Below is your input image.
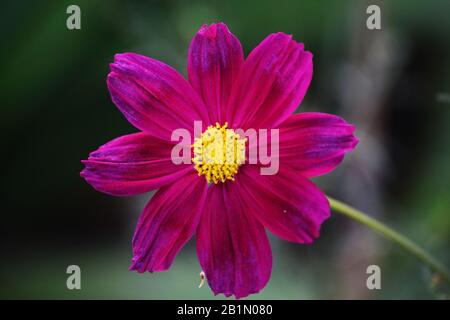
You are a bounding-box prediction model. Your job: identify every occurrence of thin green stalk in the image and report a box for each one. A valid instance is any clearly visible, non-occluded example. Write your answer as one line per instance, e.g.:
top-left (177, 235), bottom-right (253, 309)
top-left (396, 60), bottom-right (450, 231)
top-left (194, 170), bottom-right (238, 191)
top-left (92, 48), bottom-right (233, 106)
top-left (327, 196), bottom-right (450, 284)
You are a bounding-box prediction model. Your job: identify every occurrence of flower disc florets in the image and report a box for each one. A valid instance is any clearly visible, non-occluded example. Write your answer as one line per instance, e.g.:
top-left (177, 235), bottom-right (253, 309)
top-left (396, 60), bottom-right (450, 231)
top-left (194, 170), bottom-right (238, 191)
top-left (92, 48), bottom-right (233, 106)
top-left (192, 122), bottom-right (246, 184)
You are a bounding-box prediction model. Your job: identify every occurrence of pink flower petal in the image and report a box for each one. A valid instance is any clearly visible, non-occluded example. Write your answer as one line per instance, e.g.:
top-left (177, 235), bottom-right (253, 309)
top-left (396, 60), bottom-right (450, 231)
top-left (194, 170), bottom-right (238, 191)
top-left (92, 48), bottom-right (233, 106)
top-left (235, 165), bottom-right (330, 244)
top-left (279, 112), bottom-right (359, 177)
top-left (81, 132), bottom-right (192, 196)
top-left (226, 33), bottom-right (313, 129)
top-left (188, 23), bottom-right (244, 123)
top-left (108, 53), bottom-right (210, 140)
top-left (130, 171), bottom-right (207, 273)
top-left (196, 183), bottom-right (272, 299)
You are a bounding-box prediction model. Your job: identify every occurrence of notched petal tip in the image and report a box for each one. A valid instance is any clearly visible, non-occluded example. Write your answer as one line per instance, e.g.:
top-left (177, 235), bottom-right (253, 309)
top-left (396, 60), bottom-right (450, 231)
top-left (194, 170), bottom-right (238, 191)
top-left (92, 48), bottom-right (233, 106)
top-left (199, 23), bottom-right (218, 38)
top-left (188, 21), bottom-right (243, 123)
top-left (79, 167), bottom-right (87, 178)
top-left (211, 284), bottom-right (267, 299)
top-left (110, 53), bottom-right (134, 70)
top-left (302, 48), bottom-right (314, 61)
top-left (129, 262), bottom-right (152, 274)
top-left (342, 122), bottom-right (360, 150)
top-left (112, 52), bottom-right (139, 63)
top-left (272, 31), bottom-right (292, 39)
top-left (129, 258), bottom-right (167, 274)
top-left (197, 22), bottom-right (230, 39)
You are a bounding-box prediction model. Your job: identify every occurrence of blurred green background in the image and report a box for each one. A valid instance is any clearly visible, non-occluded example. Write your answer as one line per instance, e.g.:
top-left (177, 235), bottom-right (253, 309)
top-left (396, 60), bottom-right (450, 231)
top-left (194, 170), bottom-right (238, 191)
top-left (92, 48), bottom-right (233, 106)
top-left (1, 0), bottom-right (449, 299)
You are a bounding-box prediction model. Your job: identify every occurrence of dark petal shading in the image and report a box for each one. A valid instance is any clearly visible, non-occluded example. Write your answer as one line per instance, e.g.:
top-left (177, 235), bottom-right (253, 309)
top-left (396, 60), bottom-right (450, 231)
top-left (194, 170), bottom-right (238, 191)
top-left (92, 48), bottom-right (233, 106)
top-left (130, 171), bottom-right (207, 272)
top-left (81, 132), bottom-right (193, 196)
top-left (279, 112), bottom-right (359, 177)
top-left (227, 33), bottom-right (313, 129)
top-left (108, 53), bottom-right (209, 140)
top-left (235, 165), bottom-right (330, 244)
top-left (196, 183), bottom-right (272, 299)
top-left (188, 23), bottom-right (244, 123)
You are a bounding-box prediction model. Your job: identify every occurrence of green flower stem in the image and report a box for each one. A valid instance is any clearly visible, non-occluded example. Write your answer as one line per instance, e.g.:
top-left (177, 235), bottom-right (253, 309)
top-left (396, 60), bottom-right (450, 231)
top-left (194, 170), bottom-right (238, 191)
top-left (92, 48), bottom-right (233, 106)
top-left (327, 196), bottom-right (450, 284)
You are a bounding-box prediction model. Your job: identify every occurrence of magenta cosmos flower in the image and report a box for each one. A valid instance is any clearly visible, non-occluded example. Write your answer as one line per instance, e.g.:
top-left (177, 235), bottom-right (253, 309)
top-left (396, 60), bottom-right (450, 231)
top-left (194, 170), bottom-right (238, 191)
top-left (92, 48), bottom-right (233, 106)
top-left (81, 22), bottom-right (358, 298)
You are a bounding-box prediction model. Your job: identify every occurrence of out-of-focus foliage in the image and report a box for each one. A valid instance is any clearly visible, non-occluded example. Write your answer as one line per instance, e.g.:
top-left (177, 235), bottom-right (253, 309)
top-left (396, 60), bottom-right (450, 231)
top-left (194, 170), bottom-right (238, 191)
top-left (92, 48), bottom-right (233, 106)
top-left (1, 0), bottom-right (449, 299)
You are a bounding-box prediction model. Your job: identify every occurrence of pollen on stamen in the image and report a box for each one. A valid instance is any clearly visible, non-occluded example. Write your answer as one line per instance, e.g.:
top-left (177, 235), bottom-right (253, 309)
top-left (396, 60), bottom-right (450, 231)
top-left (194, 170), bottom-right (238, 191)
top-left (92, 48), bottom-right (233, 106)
top-left (192, 122), bottom-right (246, 184)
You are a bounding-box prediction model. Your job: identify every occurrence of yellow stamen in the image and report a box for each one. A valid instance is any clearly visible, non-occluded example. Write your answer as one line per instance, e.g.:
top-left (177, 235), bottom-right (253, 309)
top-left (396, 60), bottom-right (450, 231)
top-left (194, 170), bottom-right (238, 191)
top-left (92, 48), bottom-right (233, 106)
top-left (192, 122), bottom-right (246, 184)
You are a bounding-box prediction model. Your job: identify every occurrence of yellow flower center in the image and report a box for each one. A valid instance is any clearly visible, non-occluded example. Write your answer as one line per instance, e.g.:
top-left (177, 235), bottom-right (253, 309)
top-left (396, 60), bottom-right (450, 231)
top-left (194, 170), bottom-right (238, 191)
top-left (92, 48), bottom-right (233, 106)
top-left (192, 122), bottom-right (246, 184)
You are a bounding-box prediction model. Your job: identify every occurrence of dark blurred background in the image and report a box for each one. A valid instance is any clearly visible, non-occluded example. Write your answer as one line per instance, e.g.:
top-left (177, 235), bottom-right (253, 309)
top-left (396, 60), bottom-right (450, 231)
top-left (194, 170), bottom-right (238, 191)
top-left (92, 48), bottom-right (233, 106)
top-left (1, 0), bottom-right (449, 299)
